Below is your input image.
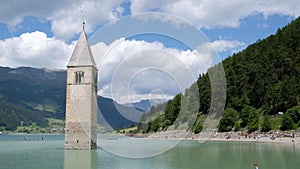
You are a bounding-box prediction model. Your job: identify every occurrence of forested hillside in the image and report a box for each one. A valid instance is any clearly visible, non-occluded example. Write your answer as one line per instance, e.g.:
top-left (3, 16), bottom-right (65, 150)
top-left (0, 67), bottom-right (66, 131)
top-left (139, 17), bottom-right (300, 133)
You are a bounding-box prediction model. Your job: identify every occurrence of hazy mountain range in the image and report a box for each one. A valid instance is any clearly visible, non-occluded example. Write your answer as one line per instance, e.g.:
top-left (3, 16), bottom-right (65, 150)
top-left (123, 99), bottom-right (168, 111)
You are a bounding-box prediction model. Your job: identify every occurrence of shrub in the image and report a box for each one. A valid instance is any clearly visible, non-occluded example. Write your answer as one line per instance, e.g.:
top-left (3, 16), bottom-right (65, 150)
top-left (280, 113), bottom-right (295, 131)
top-left (192, 121), bottom-right (203, 134)
top-left (218, 108), bottom-right (239, 132)
top-left (261, 115), bottom-right (272, 132)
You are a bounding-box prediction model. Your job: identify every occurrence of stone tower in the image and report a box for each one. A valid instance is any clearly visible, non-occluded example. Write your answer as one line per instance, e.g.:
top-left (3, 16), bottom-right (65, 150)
top-left (65, 29), bottom-right (98, 150)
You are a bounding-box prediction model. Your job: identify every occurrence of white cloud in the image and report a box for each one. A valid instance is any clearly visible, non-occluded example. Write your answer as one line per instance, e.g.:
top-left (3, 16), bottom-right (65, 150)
top-left (49, 0), bottom-right (124, 40)
top-left (0, 0), bottom-right (124, 40)
top-left (1, 0), bottom-right (299, 40)
top-left (257, 0), bottom-right (300, 17)
top-left (0, 30), bottom-right (241, 103)
top-left (130, 0), bottom-right (300, 29)
top-left (0, 31), bottom-right (74, 69)
top-left (211, 40), bottom-right (245, 53)
top-left (0, 0), bottom-right (62, 29)
top-left (91, 38), bottom-right (241, 103)
top-left (91, 38), bottom-right (203, 103)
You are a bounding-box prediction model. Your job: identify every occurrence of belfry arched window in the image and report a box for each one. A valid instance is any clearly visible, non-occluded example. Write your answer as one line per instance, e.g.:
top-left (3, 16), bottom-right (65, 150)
top-left (75, 71), bottom-right (84, 84)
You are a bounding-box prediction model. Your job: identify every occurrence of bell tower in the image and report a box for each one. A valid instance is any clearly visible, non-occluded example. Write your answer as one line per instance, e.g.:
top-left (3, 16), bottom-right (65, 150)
top-left (65, 28), bottom-right (98, 150)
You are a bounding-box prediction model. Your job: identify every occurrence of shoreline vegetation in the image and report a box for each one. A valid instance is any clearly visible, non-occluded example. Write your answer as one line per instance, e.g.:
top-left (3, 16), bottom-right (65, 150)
top-left (0, 118), bottom-right (65, 134)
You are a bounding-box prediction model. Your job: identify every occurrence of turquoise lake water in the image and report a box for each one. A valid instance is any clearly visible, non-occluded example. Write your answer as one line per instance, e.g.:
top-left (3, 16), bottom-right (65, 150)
top-left (0, 134), bottom-right (299, 169)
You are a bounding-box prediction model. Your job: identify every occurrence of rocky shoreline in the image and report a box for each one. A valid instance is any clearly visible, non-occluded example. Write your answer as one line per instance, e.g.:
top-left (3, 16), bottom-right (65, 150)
top-left (129, 130), bottom-right (300, 144)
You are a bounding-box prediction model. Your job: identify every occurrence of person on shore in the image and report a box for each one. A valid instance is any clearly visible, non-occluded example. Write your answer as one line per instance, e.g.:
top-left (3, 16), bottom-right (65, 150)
top-left (270, 135), bottom-right (275, 140)
top-left (253, 163), bottom-right (259, 169)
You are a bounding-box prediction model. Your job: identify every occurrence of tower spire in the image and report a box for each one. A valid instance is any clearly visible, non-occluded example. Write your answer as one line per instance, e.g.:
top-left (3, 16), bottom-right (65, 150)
top-left (67, 22), bottom-right (97, 69)
top-left (81, 10), bottom-right (85, 30)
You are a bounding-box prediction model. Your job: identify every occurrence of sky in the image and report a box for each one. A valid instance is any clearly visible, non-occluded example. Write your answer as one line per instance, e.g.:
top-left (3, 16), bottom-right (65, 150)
top-left (0, 0), bottom-right (299, 104)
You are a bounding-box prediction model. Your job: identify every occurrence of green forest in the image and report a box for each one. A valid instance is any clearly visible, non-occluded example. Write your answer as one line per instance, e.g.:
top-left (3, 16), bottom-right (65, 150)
top-left (0, 67), bottom-right (66, 132)
top-left (139, 17), bottom-right (300, 134)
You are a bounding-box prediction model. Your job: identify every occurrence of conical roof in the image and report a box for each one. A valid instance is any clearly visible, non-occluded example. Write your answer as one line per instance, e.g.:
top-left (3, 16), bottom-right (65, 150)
top-left (67, 30), bottom-right (97, 68)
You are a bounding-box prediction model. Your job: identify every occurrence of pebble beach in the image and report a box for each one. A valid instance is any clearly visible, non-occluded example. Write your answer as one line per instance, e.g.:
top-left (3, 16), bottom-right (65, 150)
top-left (132, 130), bottom-right (300, 144)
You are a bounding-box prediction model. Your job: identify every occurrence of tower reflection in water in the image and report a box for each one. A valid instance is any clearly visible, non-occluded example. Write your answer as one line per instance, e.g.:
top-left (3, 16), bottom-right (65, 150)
top-left (64, 150), bottom-right (97, 169)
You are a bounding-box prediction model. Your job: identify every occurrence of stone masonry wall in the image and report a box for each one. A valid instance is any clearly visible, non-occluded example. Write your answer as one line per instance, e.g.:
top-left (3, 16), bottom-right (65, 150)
top-left (65, 66), bottom-right (97, 150)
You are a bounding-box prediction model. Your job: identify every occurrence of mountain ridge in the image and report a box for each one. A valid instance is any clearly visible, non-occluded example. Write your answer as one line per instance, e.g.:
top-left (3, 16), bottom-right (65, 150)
top-left (124, 99), bottom-right (168, 111)
top-left (0, 66), bottom-right (143, 131)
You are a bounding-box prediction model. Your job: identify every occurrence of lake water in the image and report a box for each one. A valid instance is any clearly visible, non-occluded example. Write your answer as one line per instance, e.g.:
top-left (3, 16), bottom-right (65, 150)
top-left (0, 134), bottom-right (299, 169)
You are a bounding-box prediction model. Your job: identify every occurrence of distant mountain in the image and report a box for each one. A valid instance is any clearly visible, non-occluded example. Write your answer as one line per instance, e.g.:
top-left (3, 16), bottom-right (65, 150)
top-left (124, 100), bottom-right (151, 111)
top-left (98, 96), bottom-right (143, 130)
top-left (124, 99), bottom-right (168, 111)
top-left (0, 66), bottom-right (143, 131)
